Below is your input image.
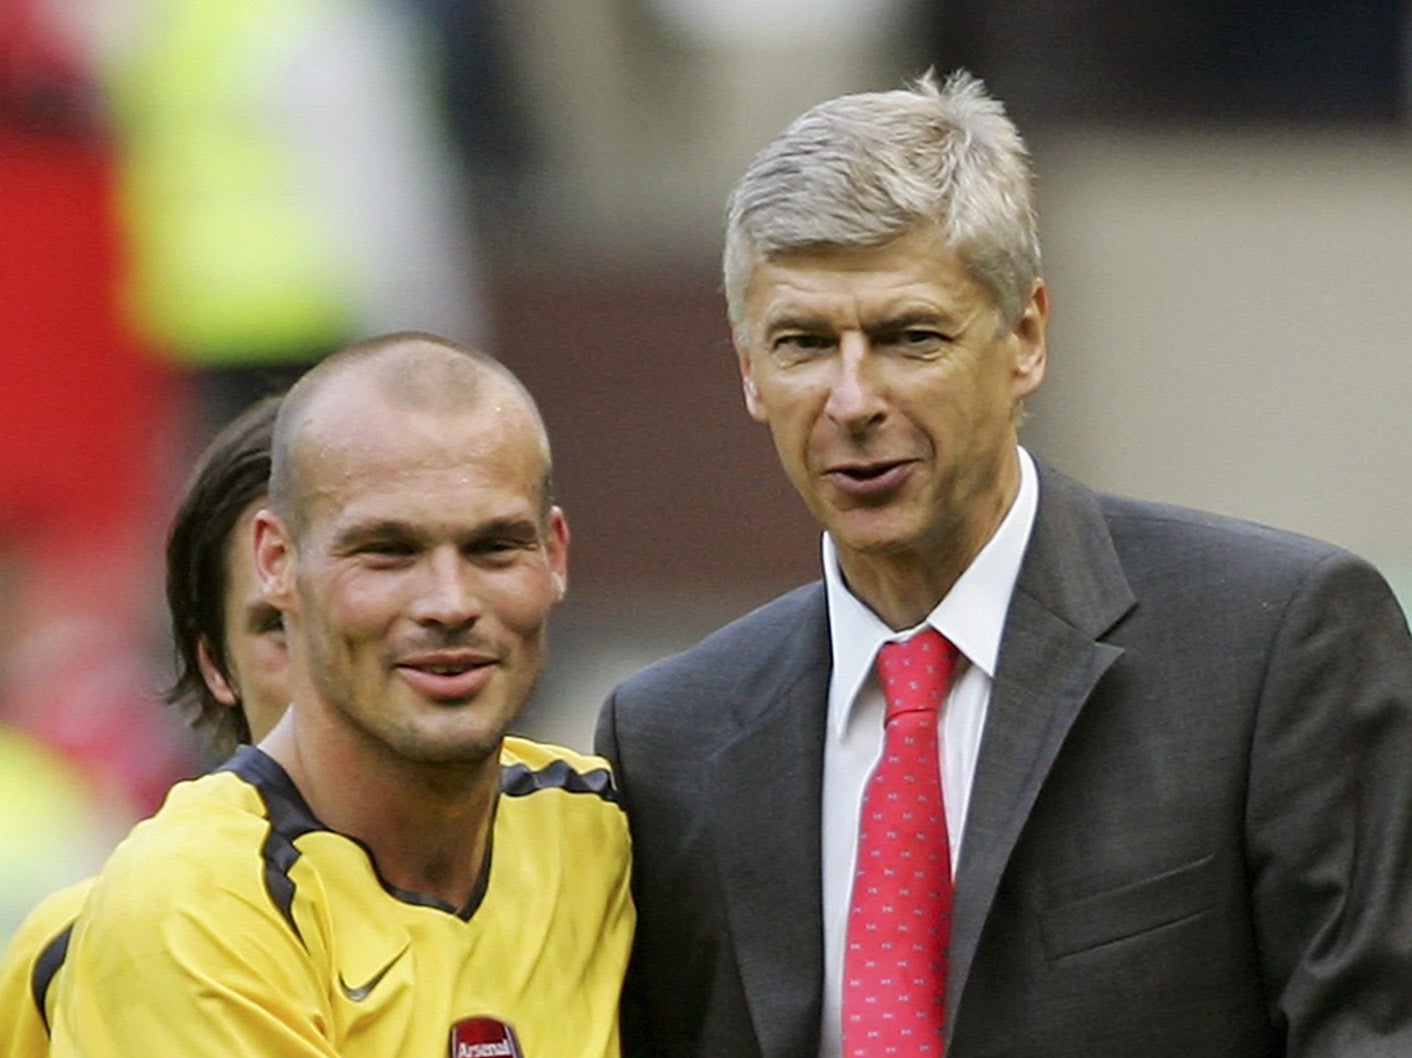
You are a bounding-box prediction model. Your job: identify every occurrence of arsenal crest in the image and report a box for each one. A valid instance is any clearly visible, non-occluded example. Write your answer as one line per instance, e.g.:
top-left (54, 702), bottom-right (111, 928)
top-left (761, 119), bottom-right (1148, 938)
top-left (449, 1016), bottom-right (523, 1058)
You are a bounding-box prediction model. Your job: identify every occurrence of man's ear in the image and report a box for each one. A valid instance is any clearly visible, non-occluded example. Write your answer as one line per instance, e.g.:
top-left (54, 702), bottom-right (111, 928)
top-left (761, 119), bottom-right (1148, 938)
top-left (546, 506), bottom-right (570, 601)
top-left (196, 638), bottom-right (239, 707)
top-left (253, 509), bottom-right (296, 610)
top-left (734, 328), bottom-right (768, 422)
top-left (1009, 279), bottom-right (1050, 400)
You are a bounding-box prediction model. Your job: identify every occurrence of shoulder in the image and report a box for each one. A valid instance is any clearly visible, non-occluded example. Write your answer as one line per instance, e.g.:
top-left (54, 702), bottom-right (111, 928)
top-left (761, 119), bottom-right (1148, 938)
top-left (69, 768), bottom-right (294, 975)
top-left (0, 878), bottom-right (92, 1049)
top-left (1099, 490), bottom-right (1341, 560)
top-left (1013, 462), bottom-right (1411, 665)
top-left (495, 738), bottom-right (630, 871)
top-left (49, 763), bottom-right (357, 1054)
top-left (1, 878), bottom-right (91, 971)
top-left (499, 736), bottom-right (620, 804)
top-left (96, 769), bottom-right (269, 883)
top-left (609, 582), bottom-right (826, 708)
top-left (1039, 469), bottom-right (1412, 675)
top-left (1095, 490), bottom-right (1398, 611)
top-left (1038, 461), bottom-right (1378, 596)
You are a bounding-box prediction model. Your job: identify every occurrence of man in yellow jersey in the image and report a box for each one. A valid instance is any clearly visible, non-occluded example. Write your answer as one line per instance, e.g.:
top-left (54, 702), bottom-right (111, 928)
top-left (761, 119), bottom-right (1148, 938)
top-left (51, 334), bottom-right (633, 1058)
top-left (0, 393), bottom-right (291, 1058)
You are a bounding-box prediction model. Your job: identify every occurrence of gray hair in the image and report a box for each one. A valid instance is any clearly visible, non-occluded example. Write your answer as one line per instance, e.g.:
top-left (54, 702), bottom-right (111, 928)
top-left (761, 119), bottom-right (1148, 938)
top-left (723, 69), bottom-right (1040, 328)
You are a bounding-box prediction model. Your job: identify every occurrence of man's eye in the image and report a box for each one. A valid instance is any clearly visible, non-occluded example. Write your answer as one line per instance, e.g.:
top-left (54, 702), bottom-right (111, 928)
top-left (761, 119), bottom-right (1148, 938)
top-left (471, 538), bottom-right (531, 559)
top-left (887, 328), bottom-right (949, 355)
top-left (369, 540), bottom-right (411, 554)
top-left (360, 541), bottom-right (415, 563)
top-left (772, 334), bottom-right (831, 362)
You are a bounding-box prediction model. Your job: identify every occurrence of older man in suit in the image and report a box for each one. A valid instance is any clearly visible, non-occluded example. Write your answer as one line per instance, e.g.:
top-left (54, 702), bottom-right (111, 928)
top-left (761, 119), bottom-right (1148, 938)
top-left (596, 70), bottom-right (1412, 1057)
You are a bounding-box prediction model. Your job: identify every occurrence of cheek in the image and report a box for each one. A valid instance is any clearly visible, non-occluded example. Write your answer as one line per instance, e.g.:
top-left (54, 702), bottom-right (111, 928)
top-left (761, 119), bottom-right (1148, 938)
top-left (761, 401), bottom-right (823, 466)
top-left (241, 650), bottom-right (288, 710)
top-left (754, 373), bottom-right (822, 424)
top-left (255, 635), bottom-right (290, 679)
top-left (915, 367), bottom-right (993, 434)
top-left (488, 573), bottom-right (559, 638)
top-left (303, 570), bottom-right (392, 638)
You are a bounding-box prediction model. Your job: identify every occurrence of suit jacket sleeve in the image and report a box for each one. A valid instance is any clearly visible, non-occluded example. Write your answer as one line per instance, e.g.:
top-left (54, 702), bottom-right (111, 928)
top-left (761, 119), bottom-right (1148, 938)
top-left (1244, 549), bottom-right (1412, 1054)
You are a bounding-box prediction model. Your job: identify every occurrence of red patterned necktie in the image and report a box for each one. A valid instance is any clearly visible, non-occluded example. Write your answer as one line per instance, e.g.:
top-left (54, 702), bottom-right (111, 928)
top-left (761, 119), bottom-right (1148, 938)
top-left (843, 628), bottom-right (959, 1057)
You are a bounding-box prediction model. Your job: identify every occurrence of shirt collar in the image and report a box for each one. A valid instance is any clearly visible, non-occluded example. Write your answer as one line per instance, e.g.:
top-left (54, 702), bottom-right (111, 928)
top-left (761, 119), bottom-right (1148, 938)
top-left (824, 446), bottom-right (1040, 731)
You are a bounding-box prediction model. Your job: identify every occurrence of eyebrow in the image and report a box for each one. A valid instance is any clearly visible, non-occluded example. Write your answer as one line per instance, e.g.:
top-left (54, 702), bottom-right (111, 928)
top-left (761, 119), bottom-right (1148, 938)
top-left (330, 519), bottom-right (424, 553)
top-left (763, 308), bottom-right (964, 338)
top-left (465, 517), bottom-right (543, 546)
top-left (866, 310), bottom-right (964, 335)
top-left (331, 516), bottom-right (543, 553)
top-left (761, 313), bottom-right (830, 336)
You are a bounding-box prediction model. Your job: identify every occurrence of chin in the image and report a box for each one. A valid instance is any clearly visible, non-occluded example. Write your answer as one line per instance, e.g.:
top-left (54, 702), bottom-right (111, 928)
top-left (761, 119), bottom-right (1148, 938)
top-left (391, 722), bottom-right (507, 768)
top-left (831, 523), bottom-right (921, 557)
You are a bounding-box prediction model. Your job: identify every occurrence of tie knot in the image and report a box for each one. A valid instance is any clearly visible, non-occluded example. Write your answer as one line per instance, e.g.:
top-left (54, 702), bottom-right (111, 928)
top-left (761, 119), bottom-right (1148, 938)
top-left (875, 628), bottom-right (957, 722)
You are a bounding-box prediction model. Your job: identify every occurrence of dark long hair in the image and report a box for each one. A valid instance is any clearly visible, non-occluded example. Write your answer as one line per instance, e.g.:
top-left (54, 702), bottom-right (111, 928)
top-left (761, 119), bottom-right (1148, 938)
top-left (163, 395), bottom-right (280, 755)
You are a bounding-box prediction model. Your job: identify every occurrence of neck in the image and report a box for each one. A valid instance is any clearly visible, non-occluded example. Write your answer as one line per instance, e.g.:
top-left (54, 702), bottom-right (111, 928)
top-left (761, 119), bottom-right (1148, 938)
top-left (837, 454), bottom-right (1022, 631)
top-left (838, 547), bottom-right (970, 631)
top-left (261, 711), bottom-right (501, 908)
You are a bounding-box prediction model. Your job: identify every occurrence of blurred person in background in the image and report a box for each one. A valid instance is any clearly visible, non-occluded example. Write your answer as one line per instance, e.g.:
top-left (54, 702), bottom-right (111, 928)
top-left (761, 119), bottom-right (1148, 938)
top-left (0, 0), bottom-right (201, 832)
top-left (0, 732), bottom-right (114, 976)
top-left (920, 0), bottom-right (1407, 128)
top-left (597, 71), bottom-right (1412, 1056)
top-left (97, 0), bottom-right (487, 437)
top-left (395, 0), bottom-right (535, 203)
top-left (50, 336), bottom-right (632, 1057)
top-left (0, 394), bottom-right (291, 1056)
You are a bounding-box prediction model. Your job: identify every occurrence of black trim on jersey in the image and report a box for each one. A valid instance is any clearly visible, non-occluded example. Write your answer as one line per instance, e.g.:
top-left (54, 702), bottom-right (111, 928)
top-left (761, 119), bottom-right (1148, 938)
top-left (221, 746), bottom-right (494, 923)
top-left (31, 922), bottom-right (72, 1034)
top-left (212, 748), bottom-right (615, 930)
top-left (358, 757), bottom-right (619, 920)
top-left (500, 759), bottom-right (619, 803)
top-left (221, 746), bottom-right (327, 946)
top-left (379, 828), bottom-right (494, 923)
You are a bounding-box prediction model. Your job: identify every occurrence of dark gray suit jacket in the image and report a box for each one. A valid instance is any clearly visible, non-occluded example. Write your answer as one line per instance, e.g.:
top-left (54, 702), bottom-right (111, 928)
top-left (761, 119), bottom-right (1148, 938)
top-left (595, 462), bottom-right (1412, 1057)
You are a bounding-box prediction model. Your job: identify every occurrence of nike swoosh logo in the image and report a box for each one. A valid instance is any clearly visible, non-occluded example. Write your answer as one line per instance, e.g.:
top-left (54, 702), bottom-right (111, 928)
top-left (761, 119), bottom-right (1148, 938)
top-left (338, 948), bottom-right (407, 1003)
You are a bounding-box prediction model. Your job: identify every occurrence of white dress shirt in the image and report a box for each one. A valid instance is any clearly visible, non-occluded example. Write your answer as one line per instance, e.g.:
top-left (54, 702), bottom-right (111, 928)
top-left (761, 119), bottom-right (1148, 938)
top-left (817, 447), bottom-right (1039, 1058)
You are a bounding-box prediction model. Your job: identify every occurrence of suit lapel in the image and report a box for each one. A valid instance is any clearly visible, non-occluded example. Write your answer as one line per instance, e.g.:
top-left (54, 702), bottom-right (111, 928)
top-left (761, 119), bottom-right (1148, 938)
top-left (696, 466), bottom-right (1136, 1045)
top-left (709, 587), bottom-right (831, 1058)
top-left (947, 464), bottom-right (1136, 1027)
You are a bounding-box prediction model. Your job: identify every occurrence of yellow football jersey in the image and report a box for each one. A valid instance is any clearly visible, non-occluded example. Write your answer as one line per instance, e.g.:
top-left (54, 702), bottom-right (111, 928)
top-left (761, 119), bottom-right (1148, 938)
top-left (0, 878), bottom-right (90, 1058)
top-left (50, 739), bottom-right (633, 1057)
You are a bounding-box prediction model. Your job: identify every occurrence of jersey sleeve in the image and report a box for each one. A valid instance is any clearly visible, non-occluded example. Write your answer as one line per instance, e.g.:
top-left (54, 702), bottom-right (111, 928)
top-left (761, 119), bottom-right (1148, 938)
top-left (0, 879), bottom-right (91, 1058)
top-left (47, 828), bottom-right (336, 1057)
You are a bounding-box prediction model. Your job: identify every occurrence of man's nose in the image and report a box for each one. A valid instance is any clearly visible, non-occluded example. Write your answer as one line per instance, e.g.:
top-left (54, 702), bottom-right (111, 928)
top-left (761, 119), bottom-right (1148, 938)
top-left (409, 548), bottom-right (479, 627)
top-left (824, 335), bottom-right (887, 432)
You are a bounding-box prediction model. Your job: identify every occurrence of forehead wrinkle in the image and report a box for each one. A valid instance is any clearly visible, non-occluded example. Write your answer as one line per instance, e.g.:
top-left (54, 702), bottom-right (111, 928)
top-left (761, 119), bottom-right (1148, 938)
top-left (746, 232), bottom-right (997, 346)
top-left (756, 286), bottom-right (971, 338)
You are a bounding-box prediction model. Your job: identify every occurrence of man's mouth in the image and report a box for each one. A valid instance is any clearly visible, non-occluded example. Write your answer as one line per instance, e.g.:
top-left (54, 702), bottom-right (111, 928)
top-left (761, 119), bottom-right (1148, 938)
top-left (838, 461), bottom-right (904, 480)
top-left (415, 661), bottom-right (474, 676)
top-left (825, 459), bottom-right (914, 497)
top-left (395, 651), bottom-right (496, 701)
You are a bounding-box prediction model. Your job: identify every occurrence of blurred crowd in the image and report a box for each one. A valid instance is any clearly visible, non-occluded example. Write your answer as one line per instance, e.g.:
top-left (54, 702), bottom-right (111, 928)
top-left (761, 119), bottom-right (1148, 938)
top-left (1, 0), bottom-right (1406, 943)
top-left (0, 0), bottom-right (503, 939)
